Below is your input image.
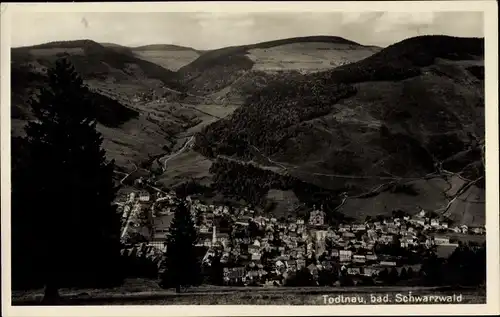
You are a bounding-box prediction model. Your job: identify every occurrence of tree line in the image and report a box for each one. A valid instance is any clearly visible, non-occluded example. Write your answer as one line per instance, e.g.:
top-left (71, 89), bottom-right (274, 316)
top-left (209, 158), bottom-right (349, 224)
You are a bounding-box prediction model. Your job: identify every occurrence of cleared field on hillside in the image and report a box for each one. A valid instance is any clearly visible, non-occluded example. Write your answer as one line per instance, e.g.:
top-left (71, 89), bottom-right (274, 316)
top-left (98, 116), bottom-right (172, 169)
top-left (177, 104), bottom-right (239, 137)
top-left (246, 43), bottom-right (380, 72)
top-left (158, 149), bottom-right (213, 187)
top-left (133, 49), bottom-right (200, 71)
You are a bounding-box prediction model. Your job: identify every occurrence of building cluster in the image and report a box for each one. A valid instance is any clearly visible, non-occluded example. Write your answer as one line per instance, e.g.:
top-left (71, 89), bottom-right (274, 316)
top-left (115, 189), bottom-right (486, 286)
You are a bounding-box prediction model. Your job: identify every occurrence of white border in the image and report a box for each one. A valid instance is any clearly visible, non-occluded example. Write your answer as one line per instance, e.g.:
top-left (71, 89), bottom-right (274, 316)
top-left (1, 1), bottom-right (499, 316)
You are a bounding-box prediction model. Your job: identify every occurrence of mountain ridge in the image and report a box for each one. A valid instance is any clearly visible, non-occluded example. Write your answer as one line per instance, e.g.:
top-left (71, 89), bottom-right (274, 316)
top-left (194, 35), bottom-right (485, 225)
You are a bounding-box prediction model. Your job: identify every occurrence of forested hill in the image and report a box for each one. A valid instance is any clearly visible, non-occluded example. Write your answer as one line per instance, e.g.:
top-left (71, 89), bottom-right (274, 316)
top-left (195, 35), bottom-right (485, 225)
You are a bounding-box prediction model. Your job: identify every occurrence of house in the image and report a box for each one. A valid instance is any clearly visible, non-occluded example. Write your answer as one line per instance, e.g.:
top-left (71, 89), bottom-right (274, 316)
top-left (339, 250), bottom-right (352, 262)
top-left (199, 225), bottom-right (209, 234)
top-left (285, 260), bottom-right (297, 272)
top-left (430, 219), bottom-right (440, 227)
top-left (365, 253), bottom-right (378, 261)
top-left (248, 244), bottom-right (260, 255)
top-left (387, 226), bottom-right (399, 234)
top-left (343, 232), bottom-right (356, 239)
top-left (251, 253), bottom-right (262, 261)
top-left (296, 259), bottom-right (306, 270)
top-left (309, 209), bottom-right (325, 226)
top-left (418, 209), bottom-right (426, 218)
top-left (352, 255), bottom-right (366, 263)
top-left (352, 224), bottom-right (366, 232)
top-left (199, 238), bottom-right (212, 247)
top-left (347, 267), bottom-right (361, 275)
top-left (223, 267), bottom-right (246, 284)
top-left (410, 218), bottom-right (426, 226)
top-left (379, 235), bottom-right (393, 244)
top-left (460, 225), bottom-right (469, 234)
top-left (425, 238), bottom-right (433, 248)
top-left (364, 266), bottom-right (383, 277)
top-left (472, 227), bottom-right (485, 235)
top-left (380, 261), bottom-right (397, 266)
top-left (216, 233), bottom-right (230, 247)
top-left (400, 237), bottom-right (416, 248)
top-left (433, 236), bottom-right (450, 245)
top-left (307, 263), bottom-right (319, 276)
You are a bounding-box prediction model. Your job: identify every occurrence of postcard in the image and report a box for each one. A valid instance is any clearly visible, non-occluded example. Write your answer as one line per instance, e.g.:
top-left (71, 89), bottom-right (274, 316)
top-left (1, 1), bottom-right (498, 316)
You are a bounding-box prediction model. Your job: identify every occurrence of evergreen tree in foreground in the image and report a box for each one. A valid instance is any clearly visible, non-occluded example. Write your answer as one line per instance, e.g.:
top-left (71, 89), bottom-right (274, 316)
top-left (159, 202), bottom-right (201, 292)
top-left (11, 59), bottom-right (123, 303)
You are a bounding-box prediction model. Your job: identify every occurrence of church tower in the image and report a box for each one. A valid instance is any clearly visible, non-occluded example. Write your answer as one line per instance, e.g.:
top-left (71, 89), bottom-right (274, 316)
top-left (212, 224), bottom-right (217, 246)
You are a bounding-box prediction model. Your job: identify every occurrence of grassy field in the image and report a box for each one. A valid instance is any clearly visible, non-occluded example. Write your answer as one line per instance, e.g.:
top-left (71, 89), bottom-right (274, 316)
top-left (158, 149), bottom-right (213, 187)
top-left (12, 279), bottom-right (485, 305)
top-left (430, 232), bottom-right (486, 244)
top-left (132, 49), bottom-right (200, 71)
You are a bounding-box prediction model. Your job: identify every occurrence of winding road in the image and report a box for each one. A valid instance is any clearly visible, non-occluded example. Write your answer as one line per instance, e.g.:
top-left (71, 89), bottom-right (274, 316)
top-left (159, 136), bottom-right (195, 171)
top-left (119, 162), bottom-right (138, 185)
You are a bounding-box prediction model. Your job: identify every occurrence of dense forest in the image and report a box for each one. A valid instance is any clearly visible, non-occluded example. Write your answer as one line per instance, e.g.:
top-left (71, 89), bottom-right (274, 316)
top-left (194, 36), bottom-right (484, 163)
top-left (195, 80), bottom-right (357, 159)
top-left (209, 158), bottom-right (351, 223)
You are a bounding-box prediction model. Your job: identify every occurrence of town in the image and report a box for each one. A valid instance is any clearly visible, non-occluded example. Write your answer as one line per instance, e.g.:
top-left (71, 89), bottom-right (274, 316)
top-left (116, 186), bottom-right (486, 287)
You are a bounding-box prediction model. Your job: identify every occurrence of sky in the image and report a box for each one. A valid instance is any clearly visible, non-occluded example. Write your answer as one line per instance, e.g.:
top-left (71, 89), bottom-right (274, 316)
top-left (11, 11), bottom-right (484, 49)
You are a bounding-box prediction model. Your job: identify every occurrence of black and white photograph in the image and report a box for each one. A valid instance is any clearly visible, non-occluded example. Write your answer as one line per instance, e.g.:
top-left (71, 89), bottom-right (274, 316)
top-left (1, 1), bottom-right (499, 315)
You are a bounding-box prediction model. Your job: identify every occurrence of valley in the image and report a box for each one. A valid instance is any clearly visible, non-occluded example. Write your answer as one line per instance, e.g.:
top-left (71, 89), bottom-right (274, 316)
top-left (11, 35), bottom-right (485, 227)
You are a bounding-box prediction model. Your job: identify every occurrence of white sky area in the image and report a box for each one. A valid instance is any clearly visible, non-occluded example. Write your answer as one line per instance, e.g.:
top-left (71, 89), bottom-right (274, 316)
top-left (12, 11), bottom-right (484, 49)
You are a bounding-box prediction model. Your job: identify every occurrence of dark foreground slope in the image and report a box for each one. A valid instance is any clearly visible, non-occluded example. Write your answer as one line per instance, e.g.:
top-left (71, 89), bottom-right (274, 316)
top-left (196, 36), bottom-right (485, 225)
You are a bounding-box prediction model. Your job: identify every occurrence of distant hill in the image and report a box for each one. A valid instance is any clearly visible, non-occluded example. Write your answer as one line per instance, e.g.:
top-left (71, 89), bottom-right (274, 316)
top-left (11, 40), bottom-right (184, 94)
top-left (131, 44), bottom-right (201, 72)
top-left (133, 44), bottom-right (200, 53)
top-left (195, 35), bottom-right (485, 225)
top-left (178, 36), bottom-right (381, 95)
top-left (10, 40), bottom-right (205, 169)
top-left (100, 42), bottom-right (137, 56)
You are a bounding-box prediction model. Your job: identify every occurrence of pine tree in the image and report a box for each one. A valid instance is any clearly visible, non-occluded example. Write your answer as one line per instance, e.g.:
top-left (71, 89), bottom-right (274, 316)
top-left (209, 250), bottom-right (224, 286)
top-left (159, 201), bottom-right (201, 292)
top-left (12, 58), bottom-right (123, 303)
